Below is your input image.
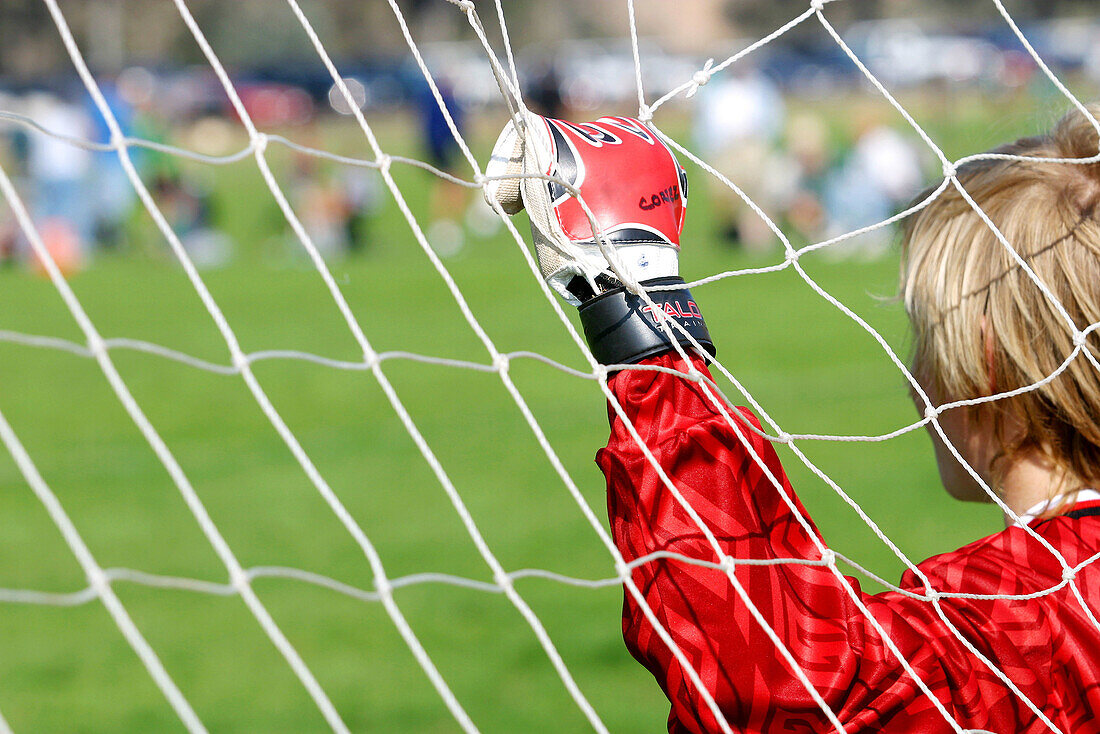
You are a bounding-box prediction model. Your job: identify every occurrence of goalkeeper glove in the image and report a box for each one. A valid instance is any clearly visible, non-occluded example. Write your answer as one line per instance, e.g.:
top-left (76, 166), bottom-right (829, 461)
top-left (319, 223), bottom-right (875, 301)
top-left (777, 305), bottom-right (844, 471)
top-left (486, 112), bottom-right (714, 365)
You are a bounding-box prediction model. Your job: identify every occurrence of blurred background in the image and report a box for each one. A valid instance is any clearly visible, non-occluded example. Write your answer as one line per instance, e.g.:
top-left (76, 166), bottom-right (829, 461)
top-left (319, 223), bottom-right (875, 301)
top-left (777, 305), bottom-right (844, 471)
top-left (1, 0), bottom-right (1098, 732)
top-left (4, 0), bottom-right (1100, 266)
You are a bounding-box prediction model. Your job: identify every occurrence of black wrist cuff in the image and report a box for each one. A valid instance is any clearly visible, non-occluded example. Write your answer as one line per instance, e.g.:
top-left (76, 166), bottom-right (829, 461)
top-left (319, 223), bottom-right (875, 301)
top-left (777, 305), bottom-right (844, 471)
top-left (578, 276), bottom-right (716, 366)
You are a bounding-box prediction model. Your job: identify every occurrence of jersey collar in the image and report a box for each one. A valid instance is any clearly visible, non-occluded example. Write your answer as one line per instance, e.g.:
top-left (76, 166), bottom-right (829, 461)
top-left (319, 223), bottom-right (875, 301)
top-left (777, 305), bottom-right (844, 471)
top-left (1015, 488), bottom-right (1100, 527)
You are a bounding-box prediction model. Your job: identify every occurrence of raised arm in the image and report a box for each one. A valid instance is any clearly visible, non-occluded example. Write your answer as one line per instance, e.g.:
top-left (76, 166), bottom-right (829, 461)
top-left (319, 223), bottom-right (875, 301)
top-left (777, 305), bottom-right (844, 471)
top-left (484, 112), bottom-right (1045, 733)
top-left (598, 350), bottom-right (1056, 733)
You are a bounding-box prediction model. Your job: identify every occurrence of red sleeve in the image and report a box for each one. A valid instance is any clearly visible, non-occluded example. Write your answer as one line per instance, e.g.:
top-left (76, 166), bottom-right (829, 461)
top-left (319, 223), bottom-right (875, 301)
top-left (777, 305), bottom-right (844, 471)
top-left (596, 353), bottom-right (1053, 733)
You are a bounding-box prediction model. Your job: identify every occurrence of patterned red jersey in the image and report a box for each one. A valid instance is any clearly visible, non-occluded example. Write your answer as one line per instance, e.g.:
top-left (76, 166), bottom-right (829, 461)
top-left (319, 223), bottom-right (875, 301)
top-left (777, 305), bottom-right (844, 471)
top-left (597, 353), bottom-right (1100, 733)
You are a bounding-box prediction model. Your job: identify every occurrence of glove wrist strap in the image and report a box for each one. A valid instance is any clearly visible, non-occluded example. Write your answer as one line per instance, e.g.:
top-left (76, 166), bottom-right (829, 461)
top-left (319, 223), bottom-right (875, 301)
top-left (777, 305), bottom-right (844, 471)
top-left (578, 277), bottom-right (716, 366)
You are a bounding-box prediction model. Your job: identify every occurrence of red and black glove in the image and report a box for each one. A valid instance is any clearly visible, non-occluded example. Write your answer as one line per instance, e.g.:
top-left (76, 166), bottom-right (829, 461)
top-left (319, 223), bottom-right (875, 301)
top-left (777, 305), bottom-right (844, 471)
top-left (485, 112), bottom-right (714, 366)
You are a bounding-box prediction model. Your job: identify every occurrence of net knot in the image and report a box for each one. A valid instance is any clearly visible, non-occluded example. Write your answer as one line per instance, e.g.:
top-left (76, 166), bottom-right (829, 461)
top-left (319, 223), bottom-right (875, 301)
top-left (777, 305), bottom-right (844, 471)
top-left (445, 0), bottom-right (475, 12)
top-left (493, 353), bottom-right (510, 373)
top-left (1073, 330), bottom-right (1088, 348)
top-left (942, 161), bottom-right (957, 179)
top-left (685, 58), bottom-right (715, 99)
top-left (924, 405), bottom-right (938, 421)
top-left (1063, 566), bottom-right (1077, 582)
top-left (231, 351), bottom-right (250, 373)
top-left (493, 570), bottom-right (513, 590)
top-left (376, 154), bottom-right (393, 173)
top-left (86, 567), bottom-right (109, 591)
top-left (819, 549), bottom-right (836, 565)
top-left (253, 132), bottom-right (269, 154)
top-left (775, 431), bottom-right (792, 445)
top-left (810, 0), bottom-right (827, 11)
top-left (926, 589), bottom-right (942, 603)
top-left (229, 567), bottom-right (250, 591)
top-left (783, 248), bottom-right (799, 265)
top-left (593, 364), bottom-right (609, 381)
top-left (637, 104), bottom-right (653, 122)
top-left (85, 333), bottom-right (106, 355)
top-left (373, 574), bottom-right (392, 596)
top-left (719, 556), bottom-right (736, 573)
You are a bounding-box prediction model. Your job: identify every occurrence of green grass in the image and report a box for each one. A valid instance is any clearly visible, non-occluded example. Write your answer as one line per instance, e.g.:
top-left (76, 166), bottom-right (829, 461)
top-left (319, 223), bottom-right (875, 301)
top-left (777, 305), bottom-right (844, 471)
top-left (0, 90), bottom-right (1089, 732)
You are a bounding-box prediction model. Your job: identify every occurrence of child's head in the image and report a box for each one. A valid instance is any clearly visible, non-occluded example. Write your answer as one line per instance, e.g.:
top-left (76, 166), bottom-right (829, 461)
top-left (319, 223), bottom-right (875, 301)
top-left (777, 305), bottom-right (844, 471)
top-left (901, 103), bottom-right (1100, 503)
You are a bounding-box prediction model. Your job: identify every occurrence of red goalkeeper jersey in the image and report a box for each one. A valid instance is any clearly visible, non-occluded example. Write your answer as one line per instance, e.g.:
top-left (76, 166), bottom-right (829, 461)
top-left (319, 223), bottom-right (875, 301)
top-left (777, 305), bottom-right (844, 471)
top-left (597, 353), bottom-right (1100, 733)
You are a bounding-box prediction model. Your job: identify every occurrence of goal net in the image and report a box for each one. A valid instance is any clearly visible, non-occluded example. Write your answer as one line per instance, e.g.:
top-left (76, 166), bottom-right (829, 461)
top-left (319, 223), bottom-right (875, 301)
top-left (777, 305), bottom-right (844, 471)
top-left (1, 0), bottom-right (1098, 732)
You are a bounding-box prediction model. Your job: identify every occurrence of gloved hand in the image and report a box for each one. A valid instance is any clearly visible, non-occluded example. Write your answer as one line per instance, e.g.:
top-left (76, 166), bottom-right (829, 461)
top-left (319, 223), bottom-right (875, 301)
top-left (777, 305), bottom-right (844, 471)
top-left (486, 112), bottom-right (688, 304)
top-left (485, 111), bottom-right (714, 366)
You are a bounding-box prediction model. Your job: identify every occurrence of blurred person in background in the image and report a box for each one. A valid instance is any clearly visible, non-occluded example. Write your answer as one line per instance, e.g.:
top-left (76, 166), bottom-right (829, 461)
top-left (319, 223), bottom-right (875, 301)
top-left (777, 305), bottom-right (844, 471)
top-left (822, 110), bottom-right (924, 259)
top-left (417, 74), bottom-right (469, 257)
top-left (781, 111), bottom-right (832, 245)
top-left (276, 112), bottom-right (382, 262)
top-left (150, 165), bottom-right (229, 268)
top-left (525, 54), bottom-right (565, 119)
top-left (0, 132), bottom-right (16, 268)
top-left (339, 163), bottom-right (383, 255)
top-left (116, 69), bottom-right (232, 268)
top-left (289, 148), bottom-right (352, 261)
top-left (85, 77), bottom-right (137, 252)
top-left (24, 91), bottom-right (94, 271)
top-left (321, 77), bottom-right (384, 256)
top-left (0, 97), bottom-right (28, 267)
top-left (692, 63), bottom-right (785, 253)
top-left (0, 212), bottom-right (15, 268)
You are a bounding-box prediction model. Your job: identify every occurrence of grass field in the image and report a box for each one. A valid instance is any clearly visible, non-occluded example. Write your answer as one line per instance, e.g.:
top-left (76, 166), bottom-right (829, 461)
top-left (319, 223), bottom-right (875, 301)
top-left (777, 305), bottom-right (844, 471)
top-left (0, 89), bottom-right (1092, 732)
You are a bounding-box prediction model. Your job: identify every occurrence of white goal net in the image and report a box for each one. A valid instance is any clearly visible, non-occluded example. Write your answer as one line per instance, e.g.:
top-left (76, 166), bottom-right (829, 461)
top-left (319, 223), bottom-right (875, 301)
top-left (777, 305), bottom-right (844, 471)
top-left (1, 0), bottom-right (1099, 732)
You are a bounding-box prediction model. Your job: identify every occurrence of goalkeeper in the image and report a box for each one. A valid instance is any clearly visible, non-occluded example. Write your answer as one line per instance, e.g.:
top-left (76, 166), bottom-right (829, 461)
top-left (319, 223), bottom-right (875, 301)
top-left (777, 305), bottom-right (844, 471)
top-left (488, 106), bottom-right (1100, 733)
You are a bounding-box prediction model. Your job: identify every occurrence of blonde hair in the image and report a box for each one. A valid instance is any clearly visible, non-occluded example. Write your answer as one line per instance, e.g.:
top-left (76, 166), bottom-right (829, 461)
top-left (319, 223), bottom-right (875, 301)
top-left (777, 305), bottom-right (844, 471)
top-left (901, 103), bottom-right (1100, 498)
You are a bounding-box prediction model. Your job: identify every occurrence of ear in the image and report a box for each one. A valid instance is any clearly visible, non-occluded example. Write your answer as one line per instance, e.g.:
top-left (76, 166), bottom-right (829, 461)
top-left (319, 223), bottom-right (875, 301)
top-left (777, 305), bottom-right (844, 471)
top-left (981, 314), bottom-right (997, 395)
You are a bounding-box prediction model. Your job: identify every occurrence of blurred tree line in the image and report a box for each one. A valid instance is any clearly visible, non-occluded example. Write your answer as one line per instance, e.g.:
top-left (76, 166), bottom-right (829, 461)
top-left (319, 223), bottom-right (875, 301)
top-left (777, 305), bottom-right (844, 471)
top-left (2, 0), bottom-right (1098, 80)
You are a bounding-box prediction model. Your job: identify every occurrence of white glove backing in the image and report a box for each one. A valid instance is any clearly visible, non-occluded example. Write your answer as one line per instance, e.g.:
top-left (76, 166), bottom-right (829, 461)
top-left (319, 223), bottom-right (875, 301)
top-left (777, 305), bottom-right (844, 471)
top-left (486, 112), bottom-right (688, 305)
